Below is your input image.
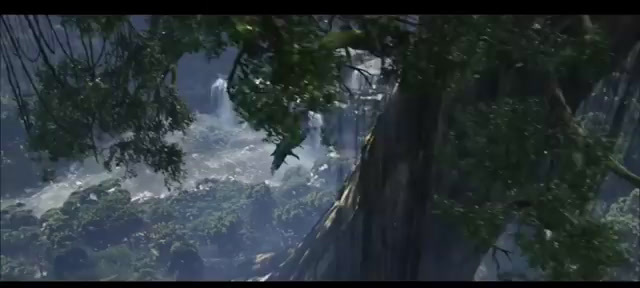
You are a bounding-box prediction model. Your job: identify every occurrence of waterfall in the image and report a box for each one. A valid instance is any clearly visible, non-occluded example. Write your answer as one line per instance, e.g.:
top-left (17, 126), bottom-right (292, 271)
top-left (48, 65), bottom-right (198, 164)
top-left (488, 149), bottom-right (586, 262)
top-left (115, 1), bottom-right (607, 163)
top-left (335, 55), bottom-right (387, 159)
top-left (318, 53), bottom-right (390, 189)
top-left (306, 111), bottom-right (324, 152)
top-left (8, 69), bottom-right (329, 216)
top-left (210, 77), bottom-right (238, 129)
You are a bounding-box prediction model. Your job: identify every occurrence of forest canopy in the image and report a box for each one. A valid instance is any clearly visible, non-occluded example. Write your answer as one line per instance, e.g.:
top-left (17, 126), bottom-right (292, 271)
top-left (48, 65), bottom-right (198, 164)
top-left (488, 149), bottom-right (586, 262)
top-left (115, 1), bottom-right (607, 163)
top-left (1, 15), bottom-right (638, 185)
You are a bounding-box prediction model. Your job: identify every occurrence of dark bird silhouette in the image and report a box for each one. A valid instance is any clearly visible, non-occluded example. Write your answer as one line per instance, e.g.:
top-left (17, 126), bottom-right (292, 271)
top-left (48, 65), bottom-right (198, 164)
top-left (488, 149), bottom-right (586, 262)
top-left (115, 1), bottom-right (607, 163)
top-left (270, 135), bottom-right (305, 174)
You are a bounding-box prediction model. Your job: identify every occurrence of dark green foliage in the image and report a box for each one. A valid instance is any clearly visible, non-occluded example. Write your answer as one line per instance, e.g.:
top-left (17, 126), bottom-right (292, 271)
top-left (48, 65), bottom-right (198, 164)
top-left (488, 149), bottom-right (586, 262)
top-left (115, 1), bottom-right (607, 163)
top-left (274, 190), bottom-right (334, 244)
top-left (59, 179), bottom-right (118, 216)
top-left (133, 268), bottom-right (160, 281)
top-left (76, 190), bottom-right (145, 250)
top-left (51, 246), bottom-right (95, 280)
top-left (2, 16), bottom-right (352, 184)
top-left (438, 97), bottom-right (632, 280)
top-left (147, 202), bottom-right (177, 224)
top-left (130, 252), bottom-right (163, 280)
top-left (41, 181), bottom-right (145, 251)
top-left (93, 245), bottom-right (135, 281)
top-left (147, 222), bottom-right (191, 265)
top-left (0, 204), bottom-right (38, 229)
top-left (1, 162), bottom-right (338, 280)
top-left (187, 212), bottom-right (245, 257)
top-left (0, 204), bottom-right (50, 275)
top-left (0, 227), bottom-right (42, 258)
top-left (604, 189), bottom-right (640, 279)
top-left (40, 208), bottom-right (77, 253)
top-left (23, 16), bottom-right (194, 186)
top-left (160, 179), bottom-right (251, 223)
top-left (223, 17), bottom-right (344, 149)
top-left (0, 255), bottom-right (39, 280)
top-left (168, 242), bottom-right (204, 280)
top-left (245, 183), bottom-right (277, 229)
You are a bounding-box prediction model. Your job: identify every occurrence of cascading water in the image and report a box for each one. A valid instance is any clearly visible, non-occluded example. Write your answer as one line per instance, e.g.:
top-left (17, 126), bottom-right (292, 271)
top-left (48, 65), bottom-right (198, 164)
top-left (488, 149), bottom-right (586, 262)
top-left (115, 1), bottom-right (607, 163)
top-left (306, 111), bottom-right (325, 151)
top-left (210, 76), bottom-right (239, 128)
top-left (8, 69), bottom-right (330, 217)
top-left (330, 52), bottom-right (388, 162)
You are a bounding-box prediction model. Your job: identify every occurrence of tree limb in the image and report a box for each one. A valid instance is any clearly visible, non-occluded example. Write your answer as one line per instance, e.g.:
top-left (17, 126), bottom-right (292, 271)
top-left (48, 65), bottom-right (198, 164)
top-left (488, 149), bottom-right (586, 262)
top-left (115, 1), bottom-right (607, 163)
top-left (340, 81), bottom-right (356, 101)
top-left (489, 244), bottom-right (514, 278)
top-left (345, 64), bottom-right (375, 89)
top-left (226, 45), bottom-right (246, 97)
top-left (23, 15), bottom-right (65, 86)
top-left (2, 16), bottom-right (77, 138)
top-left (0, 38), bottom-right (33, 133)
top-left (62, 24), bottom-right (75, 59)
top-left (581, 15), bottom-right (594, 34)
top-left (2, 17), bottom-right (41, 63)
top-left (390, 15), bottom-right (419, 27)
top-left (44, 16), bottom-right (74, 61)
top-left (546, 70), bottom-right (640, 189)
top-left (607, 156), bottom-right (640, 188)
top-left (78, 28), bottom-right (93, 76)
top-left (30, 16), bottom-right (56, 55)
top-left (94, 35), bottom-right (107, 66)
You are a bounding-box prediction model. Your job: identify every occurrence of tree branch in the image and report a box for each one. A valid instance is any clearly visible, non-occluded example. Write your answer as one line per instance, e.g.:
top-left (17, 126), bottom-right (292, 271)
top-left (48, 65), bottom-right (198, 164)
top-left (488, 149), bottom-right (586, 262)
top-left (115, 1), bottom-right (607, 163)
top-left (3, 16), bottom-right (40, 63)
top-left (78, 28), bottom-right (94, 77)
top-left (345, 64), bottom-right (375, 88)
top-left (23, 15), bottom-right (65, 86)
top-left (31, 16), bottom-right (56, 55)
top-left (226, 46), bottom-right (246, 97)
top-left (390, 15), bottom-right (419, 27)
top-left (44, 15), bottom-right (74, 61)
top-left (340, 81), bottom-right (356, 101)
top-left (62, 24), bottom-right (75, 59)
top-left (546, 70), bottom-right (640, 189)
top-left (490, 244), bottom-right (513, 275)
top-left (2, 16), bottom-right (77, 138)
top-left (607, 156), bottom-right (640, 188)
top-left (0, 39), bottom-right (33, 133)
top-left (581, 15), bottom-right (594, 34)
top-left (94, 35), bottom-right (108, 66)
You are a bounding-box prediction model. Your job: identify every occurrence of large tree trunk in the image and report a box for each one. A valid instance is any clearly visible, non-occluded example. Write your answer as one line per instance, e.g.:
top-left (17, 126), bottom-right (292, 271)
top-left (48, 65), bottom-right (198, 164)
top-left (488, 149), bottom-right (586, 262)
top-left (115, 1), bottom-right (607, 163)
top-left (271, 78), bottom-right (486, 280)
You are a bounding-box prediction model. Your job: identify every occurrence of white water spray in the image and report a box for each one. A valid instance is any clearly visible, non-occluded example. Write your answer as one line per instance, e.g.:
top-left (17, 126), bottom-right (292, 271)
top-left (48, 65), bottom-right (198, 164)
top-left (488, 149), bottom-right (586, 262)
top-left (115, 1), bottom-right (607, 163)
top-left (12, 74), bottom-right (330, 216)
top-left (306, 111), bottom-right (324, 151)
top-left (210, 76), bottom-right (238, 128)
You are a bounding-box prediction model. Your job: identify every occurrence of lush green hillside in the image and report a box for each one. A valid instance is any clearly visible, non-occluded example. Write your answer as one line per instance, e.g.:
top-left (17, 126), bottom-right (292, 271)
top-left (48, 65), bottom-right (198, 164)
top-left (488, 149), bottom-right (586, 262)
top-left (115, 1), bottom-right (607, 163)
top-left (0, 158), bottom-right (347, 281)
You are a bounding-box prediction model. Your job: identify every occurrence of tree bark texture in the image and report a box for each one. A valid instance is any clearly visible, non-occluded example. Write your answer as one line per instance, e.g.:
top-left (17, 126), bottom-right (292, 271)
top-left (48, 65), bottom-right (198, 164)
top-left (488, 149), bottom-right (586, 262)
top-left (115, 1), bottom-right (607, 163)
top-left (271, 79), bottom-right (486, 280)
